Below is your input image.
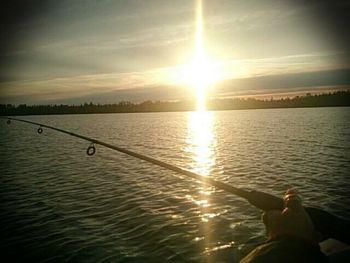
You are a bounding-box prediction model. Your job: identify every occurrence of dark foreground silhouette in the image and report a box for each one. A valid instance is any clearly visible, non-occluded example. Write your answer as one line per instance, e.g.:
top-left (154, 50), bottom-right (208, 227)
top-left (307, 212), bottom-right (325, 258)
top-left (1, 90), bottom-right (349, 116)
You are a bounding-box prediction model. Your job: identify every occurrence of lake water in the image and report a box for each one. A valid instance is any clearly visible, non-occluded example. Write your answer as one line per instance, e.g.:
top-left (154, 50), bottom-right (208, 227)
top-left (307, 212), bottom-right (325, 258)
top-left (1, 107), bottom-right (350, 262)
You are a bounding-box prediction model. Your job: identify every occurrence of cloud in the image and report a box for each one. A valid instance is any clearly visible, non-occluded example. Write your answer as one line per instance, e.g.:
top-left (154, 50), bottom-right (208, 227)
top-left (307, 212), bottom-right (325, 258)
top-left (0, 65), bottom-right (186, 103)
top-left (1, 0), bottom-right (349, 104)
top-left (213, 68), bottom-right (350, 98)
top-left (1, 67), bottom-right (349, 105)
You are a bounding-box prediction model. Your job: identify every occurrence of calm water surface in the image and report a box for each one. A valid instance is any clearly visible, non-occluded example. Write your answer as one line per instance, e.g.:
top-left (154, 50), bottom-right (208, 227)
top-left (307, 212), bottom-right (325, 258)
top-left (1, 107), bottom-right (350, 262)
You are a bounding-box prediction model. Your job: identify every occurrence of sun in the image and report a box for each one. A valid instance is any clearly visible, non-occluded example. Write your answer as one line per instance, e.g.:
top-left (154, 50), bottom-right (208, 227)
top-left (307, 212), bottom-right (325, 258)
top-left (181, 56), bottom-right (220, 111)
top-left (182, 46), bottom-right (222, 95)
top-left (180, 0), bottom-right (220, 111)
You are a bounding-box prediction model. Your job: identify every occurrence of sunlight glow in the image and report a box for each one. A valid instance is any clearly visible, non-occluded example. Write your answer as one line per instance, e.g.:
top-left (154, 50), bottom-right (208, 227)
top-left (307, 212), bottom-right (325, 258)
top-left (180, 0), bottom-right (220, 111)
top-left (181, 57), bottom-right (220, 111)
top-left (194, 0), bottom-right (206, 111)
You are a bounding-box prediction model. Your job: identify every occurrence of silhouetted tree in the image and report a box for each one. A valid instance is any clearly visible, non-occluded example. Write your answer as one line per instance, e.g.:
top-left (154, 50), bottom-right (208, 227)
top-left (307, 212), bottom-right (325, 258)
top-left (0, 90), bottom-right (349, 116)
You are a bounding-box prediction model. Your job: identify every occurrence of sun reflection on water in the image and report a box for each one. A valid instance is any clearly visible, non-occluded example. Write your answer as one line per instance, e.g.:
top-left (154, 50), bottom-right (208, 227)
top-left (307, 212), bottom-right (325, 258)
top-left (186, 110), bottom-right (218, 250)
top-left (186, 111), bottom-right (215, 176)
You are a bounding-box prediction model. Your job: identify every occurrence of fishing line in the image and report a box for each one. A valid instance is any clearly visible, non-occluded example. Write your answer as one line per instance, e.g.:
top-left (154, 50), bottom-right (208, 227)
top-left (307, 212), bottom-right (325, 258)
top-left (2, 116), bottom-right (350, 244)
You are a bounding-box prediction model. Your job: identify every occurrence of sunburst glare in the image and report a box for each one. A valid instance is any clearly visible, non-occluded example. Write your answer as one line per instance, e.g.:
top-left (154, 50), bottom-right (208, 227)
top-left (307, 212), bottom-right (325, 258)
top-left (180, 0), bottom-right (221, 111)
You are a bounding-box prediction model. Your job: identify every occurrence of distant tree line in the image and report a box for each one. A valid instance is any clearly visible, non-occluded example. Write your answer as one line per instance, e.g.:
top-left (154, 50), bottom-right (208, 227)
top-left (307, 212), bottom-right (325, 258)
top-left (0, 100), bottom-right (195, 116)
top-left (207, 90), bottom-right (350, 111)
top-left (1, 90), bottom-right (349, 116)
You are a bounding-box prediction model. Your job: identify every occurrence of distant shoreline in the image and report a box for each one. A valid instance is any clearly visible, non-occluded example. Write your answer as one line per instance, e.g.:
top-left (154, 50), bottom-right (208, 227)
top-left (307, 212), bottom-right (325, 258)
top-left (1, 91), bottom-right (349, 116)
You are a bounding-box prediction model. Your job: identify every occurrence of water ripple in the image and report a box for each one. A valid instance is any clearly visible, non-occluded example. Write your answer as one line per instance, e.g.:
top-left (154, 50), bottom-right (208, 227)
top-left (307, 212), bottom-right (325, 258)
top-left (1, 107), bottom-right (349, 262)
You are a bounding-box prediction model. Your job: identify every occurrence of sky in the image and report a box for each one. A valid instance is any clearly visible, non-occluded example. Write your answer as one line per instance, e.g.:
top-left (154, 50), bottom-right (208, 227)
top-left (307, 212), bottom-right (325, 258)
top-left (0, 0), bottom-right (350, 105)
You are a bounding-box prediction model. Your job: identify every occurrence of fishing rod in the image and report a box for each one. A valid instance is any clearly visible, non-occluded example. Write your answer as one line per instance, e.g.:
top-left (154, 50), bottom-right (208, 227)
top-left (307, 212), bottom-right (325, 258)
top-left (2, 116), bottom-right (350, 244)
